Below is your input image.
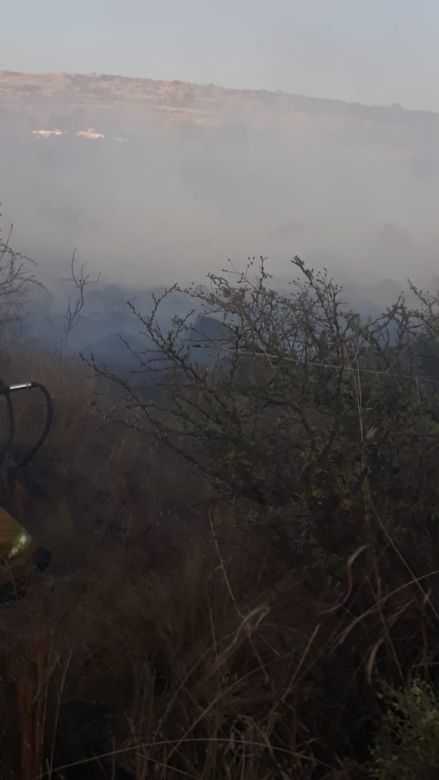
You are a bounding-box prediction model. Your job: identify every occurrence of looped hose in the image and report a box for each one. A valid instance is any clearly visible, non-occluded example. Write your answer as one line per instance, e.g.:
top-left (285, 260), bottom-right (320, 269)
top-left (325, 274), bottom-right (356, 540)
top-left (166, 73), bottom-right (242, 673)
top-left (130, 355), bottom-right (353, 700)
top-left (0, 379), bottom-right (53, 486)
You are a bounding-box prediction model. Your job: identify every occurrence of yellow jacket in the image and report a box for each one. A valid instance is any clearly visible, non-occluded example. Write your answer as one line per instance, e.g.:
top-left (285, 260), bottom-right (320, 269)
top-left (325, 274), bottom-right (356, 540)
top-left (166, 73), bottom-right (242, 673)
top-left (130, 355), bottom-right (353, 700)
top-left (0, 506), bottom-right (33, 574)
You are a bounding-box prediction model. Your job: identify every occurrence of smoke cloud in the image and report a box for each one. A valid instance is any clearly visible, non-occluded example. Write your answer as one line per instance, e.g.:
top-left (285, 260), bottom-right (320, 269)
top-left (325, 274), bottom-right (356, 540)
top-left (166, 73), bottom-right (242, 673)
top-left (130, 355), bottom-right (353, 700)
top-left (2, 77), bottom-right (439, 298)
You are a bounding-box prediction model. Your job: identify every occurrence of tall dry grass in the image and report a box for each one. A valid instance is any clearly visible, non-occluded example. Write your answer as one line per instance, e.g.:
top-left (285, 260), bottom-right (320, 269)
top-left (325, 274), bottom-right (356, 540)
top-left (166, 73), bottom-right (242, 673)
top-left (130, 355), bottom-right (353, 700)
top-left (0, 342), bottom-right (437, 778)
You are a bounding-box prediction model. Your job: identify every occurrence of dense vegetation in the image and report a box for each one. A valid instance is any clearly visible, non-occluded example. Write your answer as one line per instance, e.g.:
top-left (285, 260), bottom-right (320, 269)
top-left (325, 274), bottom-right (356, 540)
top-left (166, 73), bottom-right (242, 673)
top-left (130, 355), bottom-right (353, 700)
top-left (2, 248), bottom-right (439, 778)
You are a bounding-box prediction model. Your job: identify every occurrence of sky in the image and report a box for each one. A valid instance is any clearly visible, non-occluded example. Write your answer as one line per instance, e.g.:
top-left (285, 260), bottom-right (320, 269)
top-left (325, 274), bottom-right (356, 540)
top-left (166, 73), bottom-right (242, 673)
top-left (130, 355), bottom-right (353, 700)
top-left (2, 0), bottom-right (439, 110)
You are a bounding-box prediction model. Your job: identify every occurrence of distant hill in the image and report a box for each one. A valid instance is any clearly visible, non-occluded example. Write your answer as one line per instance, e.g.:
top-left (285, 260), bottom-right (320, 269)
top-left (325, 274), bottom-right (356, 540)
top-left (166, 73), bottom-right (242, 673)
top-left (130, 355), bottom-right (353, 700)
top-left (1, 69), bottom-right (439, 131)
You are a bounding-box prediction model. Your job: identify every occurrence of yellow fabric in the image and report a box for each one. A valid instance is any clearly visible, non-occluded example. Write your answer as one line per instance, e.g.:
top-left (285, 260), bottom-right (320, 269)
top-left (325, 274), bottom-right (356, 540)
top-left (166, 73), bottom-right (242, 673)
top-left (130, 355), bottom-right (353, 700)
top-left (0, 506), bottom-right (32, 566)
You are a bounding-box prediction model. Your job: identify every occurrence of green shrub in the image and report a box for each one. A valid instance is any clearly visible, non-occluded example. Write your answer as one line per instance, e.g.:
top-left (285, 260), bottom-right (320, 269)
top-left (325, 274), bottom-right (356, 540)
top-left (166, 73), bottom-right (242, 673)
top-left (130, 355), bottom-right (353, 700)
top-left (371, 681), bottom-right (439, 779)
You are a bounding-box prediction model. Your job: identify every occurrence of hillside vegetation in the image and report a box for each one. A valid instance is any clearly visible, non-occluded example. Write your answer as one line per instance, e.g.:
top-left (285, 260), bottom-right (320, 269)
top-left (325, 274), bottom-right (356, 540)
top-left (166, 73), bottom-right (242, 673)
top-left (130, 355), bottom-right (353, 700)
top-left (1, 255), bottom-right (439, 778)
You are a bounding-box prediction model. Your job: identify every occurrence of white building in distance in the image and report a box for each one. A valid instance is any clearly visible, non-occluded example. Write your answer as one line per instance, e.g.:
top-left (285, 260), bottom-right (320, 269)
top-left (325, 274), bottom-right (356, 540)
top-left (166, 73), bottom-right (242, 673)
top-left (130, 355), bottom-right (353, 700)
top-left (76, 128), bottom-right (105, 140)
top-left (32, 129), bottom-right (65, 139)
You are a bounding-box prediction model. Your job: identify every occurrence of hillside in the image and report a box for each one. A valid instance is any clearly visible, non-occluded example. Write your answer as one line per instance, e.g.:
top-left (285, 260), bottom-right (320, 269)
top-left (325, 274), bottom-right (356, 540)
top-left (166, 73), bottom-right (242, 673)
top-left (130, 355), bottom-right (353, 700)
top-left (1, 253), bottom-right (439, 777)
top-left (1, 69), bottom-right (439, 132)
top-left (3, 71), bottom-right (439, 778)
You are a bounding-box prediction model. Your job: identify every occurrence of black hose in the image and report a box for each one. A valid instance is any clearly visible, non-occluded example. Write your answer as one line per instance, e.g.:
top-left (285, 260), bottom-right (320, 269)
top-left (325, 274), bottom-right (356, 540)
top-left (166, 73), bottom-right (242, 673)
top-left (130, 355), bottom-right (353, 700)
top-left (12, 383), bottom-right (54, 472)
top-left (2, 393), bottom-right (15, 463)
top-left (0, 379), bottom-right (53, 481)
top-left (0, 377), bottom-right (16, 471)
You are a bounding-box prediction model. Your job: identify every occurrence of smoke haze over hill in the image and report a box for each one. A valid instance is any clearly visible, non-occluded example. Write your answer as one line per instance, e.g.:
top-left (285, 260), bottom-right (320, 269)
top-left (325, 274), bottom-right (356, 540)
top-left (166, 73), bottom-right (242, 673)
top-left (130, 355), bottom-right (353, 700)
top-left (2, 71), bottom-right (439, 295)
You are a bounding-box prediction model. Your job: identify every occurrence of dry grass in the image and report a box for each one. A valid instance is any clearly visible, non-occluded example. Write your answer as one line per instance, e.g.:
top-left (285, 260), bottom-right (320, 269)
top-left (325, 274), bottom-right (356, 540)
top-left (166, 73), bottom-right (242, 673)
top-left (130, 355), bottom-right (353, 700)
top-left (0, 547), bottom-right (332, 779)
top-left (0, 343), bottom-right (436, 778)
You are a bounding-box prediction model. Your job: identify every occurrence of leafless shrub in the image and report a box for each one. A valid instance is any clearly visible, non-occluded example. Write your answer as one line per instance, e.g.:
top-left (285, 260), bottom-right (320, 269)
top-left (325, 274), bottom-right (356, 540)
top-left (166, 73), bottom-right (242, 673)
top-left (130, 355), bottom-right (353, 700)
top-left (62, 250), bottom-right (100, 344)
top-left (0, 216), bottom-right (38, 339)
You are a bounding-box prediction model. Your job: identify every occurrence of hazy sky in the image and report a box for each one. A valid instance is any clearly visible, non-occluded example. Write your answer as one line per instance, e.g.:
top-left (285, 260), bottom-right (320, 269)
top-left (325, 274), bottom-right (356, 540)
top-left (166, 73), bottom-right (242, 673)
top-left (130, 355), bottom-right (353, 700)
top-left (2, 0), bottom-right (439, 110)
